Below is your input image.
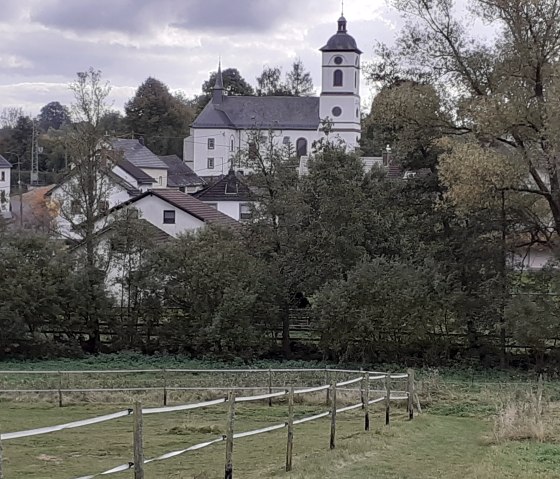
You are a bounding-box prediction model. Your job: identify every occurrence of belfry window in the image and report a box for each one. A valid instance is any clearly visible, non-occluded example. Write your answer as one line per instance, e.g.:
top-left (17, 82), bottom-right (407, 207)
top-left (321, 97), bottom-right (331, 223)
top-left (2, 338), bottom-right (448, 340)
top-left (333, 70), bottom-right (343, 87)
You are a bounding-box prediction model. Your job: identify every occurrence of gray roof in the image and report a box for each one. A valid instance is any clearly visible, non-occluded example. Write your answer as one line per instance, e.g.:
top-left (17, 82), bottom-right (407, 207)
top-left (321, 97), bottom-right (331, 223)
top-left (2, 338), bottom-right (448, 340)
top-left (192, 96), bottom-right (320, 130)
top-left (111, 139), bottom-right (169, 170)
top-left (116, 158), bottom-right (156, 184)
top-left (158, 155), bottom-right (206, 188)
top-left (320, 16), bottom-right (362, 54)
top-left (193, 170), bottom-right (252, 202)
top-left (0, 154), bottom-right (12, 168)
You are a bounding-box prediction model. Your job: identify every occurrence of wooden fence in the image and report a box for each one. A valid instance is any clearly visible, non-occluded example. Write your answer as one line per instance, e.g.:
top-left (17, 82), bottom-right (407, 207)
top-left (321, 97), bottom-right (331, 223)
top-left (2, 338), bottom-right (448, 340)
top-left (0, 368), bottom-right (418, 478)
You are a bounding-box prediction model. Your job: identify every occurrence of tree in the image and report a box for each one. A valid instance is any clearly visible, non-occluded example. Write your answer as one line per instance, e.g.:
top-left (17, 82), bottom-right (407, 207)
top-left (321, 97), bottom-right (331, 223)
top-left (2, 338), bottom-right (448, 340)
top-left (150, 227), bottom-right (276, 359)
top-left (125, 77), bottom-right (195, 157)
top-left (256, 60), bottom-right (314, 96)
top-left (285, 59), bottom-right (314, 96)
top-left (37, 101), bottom-right (71, 131)
top-left (51, 68), bottom-right (115, 353)
top-left (256, 66), bottom-right (289, 96)
top-left (369, 0), bottom-right (560, 237)
top-left (0, 107), bottom-right (24, 129)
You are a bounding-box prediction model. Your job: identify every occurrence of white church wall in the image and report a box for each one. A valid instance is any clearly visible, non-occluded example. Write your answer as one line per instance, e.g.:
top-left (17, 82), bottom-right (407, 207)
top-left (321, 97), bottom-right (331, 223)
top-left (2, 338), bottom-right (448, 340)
top-left (0, 166), bottom-right (11, 217)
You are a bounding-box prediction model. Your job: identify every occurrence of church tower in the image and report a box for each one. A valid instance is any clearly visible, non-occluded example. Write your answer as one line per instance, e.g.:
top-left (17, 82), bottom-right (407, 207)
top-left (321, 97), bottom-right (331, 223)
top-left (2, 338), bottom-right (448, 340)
top-left (319, 15), bottom-right (362, 149)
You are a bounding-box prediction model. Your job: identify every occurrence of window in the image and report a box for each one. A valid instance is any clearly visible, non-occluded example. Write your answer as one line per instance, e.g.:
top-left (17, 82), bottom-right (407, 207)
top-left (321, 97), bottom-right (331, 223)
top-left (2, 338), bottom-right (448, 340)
top-left (355, 71), bottom-right (357, 88)
top-left (332, 106), bottom-right (342, 117)
top-left (296, 138), bottom-right (308, 158)
top-left (0, 172), bottom-right (4, 182)
top-left (163, 210), bottom-right (175, 224)
top-left (208, 138), bottom-right (215, 150)
top-left (334, 56), bottom-right (343, 65)
top-left (207, 158), bottom-right (215, 169)
top-left (239, 203), bottom-right (251, 221)
top-left (282, 136), bottom-right (291, 145)
top-left (207, 203), bottom-right (218, 209)
top-left (230, 136), bottom-right (235, 152)
top-left (126, 208), bottom-right (139, 220)
top-left (158, 176), bottom-right (163, 185)
top-left (333, 70), bottom-right (343, 87)
top-left (71, 200), bottom-right (81, 215)
top-left (356, 107), bottom-right (359, 118)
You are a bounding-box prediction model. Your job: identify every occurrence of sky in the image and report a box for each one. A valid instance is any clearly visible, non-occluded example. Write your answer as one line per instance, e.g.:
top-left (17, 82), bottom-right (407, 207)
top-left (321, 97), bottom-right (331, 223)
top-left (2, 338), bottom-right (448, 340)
top-left (0, 0), bottom-right (407, 116)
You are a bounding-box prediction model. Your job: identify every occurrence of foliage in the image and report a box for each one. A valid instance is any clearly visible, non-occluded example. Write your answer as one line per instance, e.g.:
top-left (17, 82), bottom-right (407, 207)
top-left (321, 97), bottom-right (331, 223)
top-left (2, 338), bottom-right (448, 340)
top-left (37, 101), bottom-right (71, 132)
top-left (124, 77), bottom-right (195, 157)
top-left (256, 59), bottom-right (313, 96)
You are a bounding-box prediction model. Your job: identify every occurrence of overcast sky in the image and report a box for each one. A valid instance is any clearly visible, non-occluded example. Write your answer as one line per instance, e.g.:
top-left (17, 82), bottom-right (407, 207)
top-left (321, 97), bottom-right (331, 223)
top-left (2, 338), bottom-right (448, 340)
top-left (0, 0), bottom-right (410, 116)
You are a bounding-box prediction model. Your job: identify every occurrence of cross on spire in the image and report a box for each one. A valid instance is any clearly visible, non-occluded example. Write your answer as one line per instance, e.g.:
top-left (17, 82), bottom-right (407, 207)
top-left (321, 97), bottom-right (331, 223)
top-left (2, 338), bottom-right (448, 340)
top-left (341, 0), bottom-right (344, 16)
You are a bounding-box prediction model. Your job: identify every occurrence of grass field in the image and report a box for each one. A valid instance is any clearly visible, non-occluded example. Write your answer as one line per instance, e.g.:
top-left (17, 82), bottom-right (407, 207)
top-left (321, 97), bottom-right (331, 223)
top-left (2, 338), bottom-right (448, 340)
top-left (2, 401), bottom-right (560, 478)
top-left (2, 357), bottom-right (560, 478)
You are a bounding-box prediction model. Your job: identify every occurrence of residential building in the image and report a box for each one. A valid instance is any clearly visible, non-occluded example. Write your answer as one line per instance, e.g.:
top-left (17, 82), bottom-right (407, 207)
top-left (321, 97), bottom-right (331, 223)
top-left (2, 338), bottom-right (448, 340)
top-left (193, 169), bottom-right (253, 221)
top-left (0, 154), bottom-right (12, 219)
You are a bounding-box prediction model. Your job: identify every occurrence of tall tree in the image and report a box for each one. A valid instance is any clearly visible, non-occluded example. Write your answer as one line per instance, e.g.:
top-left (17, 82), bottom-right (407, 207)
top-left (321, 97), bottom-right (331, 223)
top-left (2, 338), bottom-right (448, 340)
top-left (125, 77), bottom-right (195, 157)
top-left (256, 66), bottom-right (289, 96)
top-left (285, 59), bottom-right (314, 96)
top-left (37, 101), bottom-right (71, 132)
top-left (369, 0), bottom-right (560, 237)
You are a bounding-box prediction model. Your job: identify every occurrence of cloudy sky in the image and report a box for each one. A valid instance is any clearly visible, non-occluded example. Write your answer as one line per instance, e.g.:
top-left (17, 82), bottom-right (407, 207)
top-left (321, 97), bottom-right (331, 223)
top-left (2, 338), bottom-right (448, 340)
top-left (0, 0), bottom-right (407, 116)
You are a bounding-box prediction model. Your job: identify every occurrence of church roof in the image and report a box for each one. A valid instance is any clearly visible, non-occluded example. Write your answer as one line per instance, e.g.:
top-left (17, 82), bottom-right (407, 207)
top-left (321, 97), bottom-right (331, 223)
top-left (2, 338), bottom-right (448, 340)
top-left (320, 16), bottom-right (362, 54)
top-left (192, 96), bottom-right (320, 130)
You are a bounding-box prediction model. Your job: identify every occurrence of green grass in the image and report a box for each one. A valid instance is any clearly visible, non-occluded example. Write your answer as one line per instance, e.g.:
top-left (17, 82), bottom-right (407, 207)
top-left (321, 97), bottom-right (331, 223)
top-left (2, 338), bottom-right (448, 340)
top-left (2, 399), bottom-right (560, 478)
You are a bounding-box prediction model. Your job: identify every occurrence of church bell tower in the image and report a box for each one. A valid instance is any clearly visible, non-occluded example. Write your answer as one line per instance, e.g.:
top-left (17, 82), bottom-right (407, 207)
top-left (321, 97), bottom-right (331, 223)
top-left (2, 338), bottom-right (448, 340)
top-left (319, 15), bottom-right (362, 149)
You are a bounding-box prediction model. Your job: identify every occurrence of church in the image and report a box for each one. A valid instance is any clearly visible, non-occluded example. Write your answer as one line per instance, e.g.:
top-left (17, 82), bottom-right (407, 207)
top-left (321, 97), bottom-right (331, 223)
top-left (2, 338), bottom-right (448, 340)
top-left (183, 15), bottom-right (363, 177)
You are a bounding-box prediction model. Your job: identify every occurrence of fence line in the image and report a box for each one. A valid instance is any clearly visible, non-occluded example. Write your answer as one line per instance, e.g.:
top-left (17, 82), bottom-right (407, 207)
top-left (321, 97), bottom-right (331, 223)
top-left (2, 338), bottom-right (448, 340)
top-left (1, 369), bottom-right (417, 478)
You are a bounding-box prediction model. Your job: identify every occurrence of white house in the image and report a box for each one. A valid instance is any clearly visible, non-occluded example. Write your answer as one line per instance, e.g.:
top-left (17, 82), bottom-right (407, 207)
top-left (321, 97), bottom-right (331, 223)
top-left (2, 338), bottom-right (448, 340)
top-left (0, 154), bottom-right (12, 219)
top-left (184, 15), bottom-right (362, 176)
top-left (105, 188), bottom-right (239, 238)
top-left (193, 169), bottom-right (253, 221)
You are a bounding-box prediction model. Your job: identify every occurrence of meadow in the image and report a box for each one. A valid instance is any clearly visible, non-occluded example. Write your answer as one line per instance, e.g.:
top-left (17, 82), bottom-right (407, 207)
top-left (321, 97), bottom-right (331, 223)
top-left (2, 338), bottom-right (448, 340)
top-left (1, 357), bottom-right (560, 478)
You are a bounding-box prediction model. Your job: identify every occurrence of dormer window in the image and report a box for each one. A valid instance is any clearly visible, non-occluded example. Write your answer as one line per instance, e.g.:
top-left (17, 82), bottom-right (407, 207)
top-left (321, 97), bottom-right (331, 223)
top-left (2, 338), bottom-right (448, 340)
top-left (333, 70), bottom-right (343, 87)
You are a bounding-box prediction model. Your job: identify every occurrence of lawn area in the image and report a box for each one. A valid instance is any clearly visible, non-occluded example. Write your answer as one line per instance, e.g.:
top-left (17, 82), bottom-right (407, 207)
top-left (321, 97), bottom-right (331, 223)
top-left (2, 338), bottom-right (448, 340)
top-left (2, 399), bottom-right (560, 478)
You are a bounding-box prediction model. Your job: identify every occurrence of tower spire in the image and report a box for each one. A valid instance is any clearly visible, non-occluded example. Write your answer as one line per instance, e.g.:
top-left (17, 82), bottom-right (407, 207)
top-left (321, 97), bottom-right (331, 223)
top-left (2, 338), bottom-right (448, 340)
top-left (212, 59), bottom-right (224, 104)
top-left (341, 0), bottom-right (344, 16)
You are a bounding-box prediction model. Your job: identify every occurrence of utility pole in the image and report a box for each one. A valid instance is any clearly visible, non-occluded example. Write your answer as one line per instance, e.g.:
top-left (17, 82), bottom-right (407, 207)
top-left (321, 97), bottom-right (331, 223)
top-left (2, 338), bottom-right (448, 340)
top-left (30, 120), bottom-right (40, 185)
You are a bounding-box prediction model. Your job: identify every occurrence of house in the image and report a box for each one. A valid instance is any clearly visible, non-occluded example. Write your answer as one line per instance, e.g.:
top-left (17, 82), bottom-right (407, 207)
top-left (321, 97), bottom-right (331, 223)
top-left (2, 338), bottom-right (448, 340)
top-left (105, 188), bottom-right (239, 238)
top-left (111, 138), bottom-right (169, 190)
top-left (184, 15), bottom-right (362, 176)
top-left (158, 154), bottom-right (206, 193)
top-left (0, 154), bottom-right (12, 219)
top-left (193, 169), bottom-right (253, 221)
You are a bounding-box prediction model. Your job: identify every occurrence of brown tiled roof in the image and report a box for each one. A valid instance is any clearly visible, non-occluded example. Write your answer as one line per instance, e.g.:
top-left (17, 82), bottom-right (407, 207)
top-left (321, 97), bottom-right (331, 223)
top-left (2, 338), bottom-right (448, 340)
top-left (152, 189), bottom-right (239, 227)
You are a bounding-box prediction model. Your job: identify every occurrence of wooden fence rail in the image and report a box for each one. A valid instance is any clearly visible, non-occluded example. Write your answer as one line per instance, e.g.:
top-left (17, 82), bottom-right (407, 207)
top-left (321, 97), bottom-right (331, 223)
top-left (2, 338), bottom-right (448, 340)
top-left (0, 369), bottom-right (417, 478)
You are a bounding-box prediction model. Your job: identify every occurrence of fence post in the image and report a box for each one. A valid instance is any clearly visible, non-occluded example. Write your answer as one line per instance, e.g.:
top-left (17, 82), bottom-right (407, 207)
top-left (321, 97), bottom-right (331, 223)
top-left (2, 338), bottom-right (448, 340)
top-left (362, 372), bottom-right (370, 431)
top-left (325, 368), bottom-right (330, 405)
top-left (133, 401), bottom-right (145, 479)
top-left (537, 373), bottom-right (544, 416)
top-left (407, 369), bottom-right (414, 420)
top-left (0, 428), bottom-right (4, 479)
top-left (268, 369), bottom-right (273, 407)
top-left (58, 371), bottom-right (63, 407)
top-left (163, 368), bottom-right (168, 407)
top-left (385, 373), bottom-right (391, 426)
top-left (286, 387), bottom-right (294, 472)
top-left (224, 391), bottom-right (236, 479)
top-left (330, 382), bottom-right (337, 450)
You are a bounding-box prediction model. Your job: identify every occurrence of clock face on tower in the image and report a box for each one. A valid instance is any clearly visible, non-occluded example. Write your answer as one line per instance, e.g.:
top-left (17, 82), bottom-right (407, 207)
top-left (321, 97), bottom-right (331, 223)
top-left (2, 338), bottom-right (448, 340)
top-left (334, 56), bottom-right (343, 65)
top-left (332, 107), bottom-right (342, 117)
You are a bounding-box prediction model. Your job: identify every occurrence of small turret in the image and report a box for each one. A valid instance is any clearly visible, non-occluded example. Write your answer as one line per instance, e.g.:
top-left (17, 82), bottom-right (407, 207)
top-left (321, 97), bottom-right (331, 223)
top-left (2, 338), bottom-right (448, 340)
top-left (212, 61), bottom-right (224, 105)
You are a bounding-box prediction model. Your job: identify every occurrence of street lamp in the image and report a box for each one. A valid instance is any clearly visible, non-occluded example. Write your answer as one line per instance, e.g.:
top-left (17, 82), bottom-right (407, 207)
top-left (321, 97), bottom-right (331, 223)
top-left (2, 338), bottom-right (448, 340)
top-left (6, 152), bottom-right (23, 227)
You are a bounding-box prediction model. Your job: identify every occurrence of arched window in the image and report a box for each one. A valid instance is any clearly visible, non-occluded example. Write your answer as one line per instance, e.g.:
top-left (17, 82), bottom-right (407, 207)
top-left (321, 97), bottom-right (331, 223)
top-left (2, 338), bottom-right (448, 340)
top-left (296, 138), bottom-right (308, 158)
top-left (230, 135), bottom-right (235, 152)
top-left (333, 70), bottom-right (343, 87)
